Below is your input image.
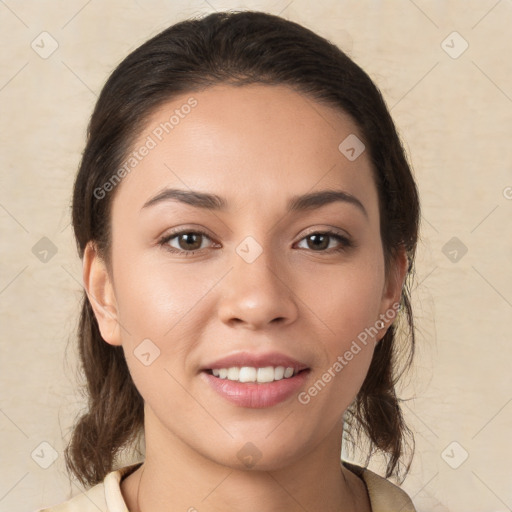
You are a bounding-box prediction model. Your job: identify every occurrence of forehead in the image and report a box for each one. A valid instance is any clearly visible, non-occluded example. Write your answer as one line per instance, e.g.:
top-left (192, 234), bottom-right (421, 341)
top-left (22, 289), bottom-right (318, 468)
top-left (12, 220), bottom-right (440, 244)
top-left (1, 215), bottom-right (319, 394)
top-left (111, 83), bottom-right (378, 219)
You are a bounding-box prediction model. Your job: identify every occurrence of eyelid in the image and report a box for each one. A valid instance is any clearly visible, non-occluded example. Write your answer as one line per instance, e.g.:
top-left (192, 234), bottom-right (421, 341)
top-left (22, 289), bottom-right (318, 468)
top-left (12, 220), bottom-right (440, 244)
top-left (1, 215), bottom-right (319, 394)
top-left (159, 224), bottom-right (215, 241)
top-left (298, 225), bottom-right (351, 240)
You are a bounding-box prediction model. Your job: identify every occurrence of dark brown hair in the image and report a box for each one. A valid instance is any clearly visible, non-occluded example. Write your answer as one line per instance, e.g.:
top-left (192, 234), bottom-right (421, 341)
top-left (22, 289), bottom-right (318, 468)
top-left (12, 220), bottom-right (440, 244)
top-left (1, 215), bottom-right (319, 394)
top-left (66, 10), bottom-right (419, 487)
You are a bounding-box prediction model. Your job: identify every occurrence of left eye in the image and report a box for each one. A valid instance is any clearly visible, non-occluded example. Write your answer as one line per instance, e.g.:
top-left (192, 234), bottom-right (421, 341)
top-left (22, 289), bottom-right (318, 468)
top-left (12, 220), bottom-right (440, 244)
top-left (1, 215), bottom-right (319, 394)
top-left (295, 232), bottom-right (351, 252)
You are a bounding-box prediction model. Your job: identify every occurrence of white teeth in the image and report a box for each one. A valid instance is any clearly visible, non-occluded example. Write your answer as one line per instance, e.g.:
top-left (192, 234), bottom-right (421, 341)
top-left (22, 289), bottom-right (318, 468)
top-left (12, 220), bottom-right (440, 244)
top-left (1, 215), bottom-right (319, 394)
top-left (257, 366), bottom-right (275, 383)
top-left (209, 366), bottom-right (299, 383)
top-left (274, 366), bottom-right (285, 380)
top-left (227, 367), bottom-right (240, 380)
top-left (239, 367), bottom-right (257, 382)
top-left (284, 367), bottom-right (294, 378)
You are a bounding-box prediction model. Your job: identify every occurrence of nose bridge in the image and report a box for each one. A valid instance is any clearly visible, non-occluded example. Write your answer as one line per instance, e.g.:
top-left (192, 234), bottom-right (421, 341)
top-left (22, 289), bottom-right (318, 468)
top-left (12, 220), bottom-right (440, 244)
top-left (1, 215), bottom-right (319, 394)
top-left (217, 235), bottom-right (298, 329)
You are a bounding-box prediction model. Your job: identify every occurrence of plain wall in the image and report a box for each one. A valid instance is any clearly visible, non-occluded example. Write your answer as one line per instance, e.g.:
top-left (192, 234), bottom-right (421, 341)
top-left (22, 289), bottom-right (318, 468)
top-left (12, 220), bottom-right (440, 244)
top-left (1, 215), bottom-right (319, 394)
top-left (1, 1), bottom-right (511, 511)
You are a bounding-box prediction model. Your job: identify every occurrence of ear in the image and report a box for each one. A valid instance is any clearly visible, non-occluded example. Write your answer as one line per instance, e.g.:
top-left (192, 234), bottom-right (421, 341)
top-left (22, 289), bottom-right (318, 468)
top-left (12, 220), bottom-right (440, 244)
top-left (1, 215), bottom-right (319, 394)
top-left (376, 247), bottom-right (409, 343)
top-left (82, 241), bottom-right (122, 346)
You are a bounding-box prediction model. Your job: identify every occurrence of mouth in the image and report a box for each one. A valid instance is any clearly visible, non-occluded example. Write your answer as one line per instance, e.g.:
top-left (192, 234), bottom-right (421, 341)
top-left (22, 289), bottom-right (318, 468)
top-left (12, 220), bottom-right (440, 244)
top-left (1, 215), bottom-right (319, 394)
top-left (204, 366), bottom-right (308, 383)
top-left (200, 352), bottom-right (310, 408)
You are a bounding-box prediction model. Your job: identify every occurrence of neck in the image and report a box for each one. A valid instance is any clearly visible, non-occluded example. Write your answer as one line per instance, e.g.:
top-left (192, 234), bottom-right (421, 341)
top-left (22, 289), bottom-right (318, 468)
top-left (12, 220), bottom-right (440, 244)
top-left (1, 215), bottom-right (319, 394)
top-left (122, 411), bottom-right (370, 512)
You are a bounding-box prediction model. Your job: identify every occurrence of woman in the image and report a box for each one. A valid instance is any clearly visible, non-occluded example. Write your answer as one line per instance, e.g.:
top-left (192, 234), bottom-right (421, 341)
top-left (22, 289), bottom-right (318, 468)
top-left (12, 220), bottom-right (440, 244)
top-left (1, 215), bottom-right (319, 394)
top-left (40, 10), bottom-right (420, 511)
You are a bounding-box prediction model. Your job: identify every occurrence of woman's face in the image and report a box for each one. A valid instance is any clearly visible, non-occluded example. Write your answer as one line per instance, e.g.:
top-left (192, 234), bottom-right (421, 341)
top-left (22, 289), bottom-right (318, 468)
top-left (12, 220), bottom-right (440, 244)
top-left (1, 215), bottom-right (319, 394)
top-left (87, 83), bottom-right (404, 470)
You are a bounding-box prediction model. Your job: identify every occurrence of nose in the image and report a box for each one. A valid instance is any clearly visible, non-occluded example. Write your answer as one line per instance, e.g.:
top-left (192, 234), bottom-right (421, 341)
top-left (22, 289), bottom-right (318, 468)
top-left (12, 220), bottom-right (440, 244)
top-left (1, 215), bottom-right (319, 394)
top-left (217, 244), bottom-right (299, 330)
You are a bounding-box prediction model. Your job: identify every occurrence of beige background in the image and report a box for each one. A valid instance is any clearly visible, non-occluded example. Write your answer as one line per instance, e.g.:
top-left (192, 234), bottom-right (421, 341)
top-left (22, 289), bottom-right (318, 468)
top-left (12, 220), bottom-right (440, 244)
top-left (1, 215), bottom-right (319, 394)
top-left (1, 1), bottom-right (511, 511)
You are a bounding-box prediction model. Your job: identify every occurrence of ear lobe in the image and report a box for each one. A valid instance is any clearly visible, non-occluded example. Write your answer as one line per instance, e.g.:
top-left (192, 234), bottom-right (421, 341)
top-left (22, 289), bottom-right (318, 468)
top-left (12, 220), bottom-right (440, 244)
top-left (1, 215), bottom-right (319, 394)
top-left (376, 247), bottom-right (409, 343)
top-left (82, 241), bottom-right (122, 346)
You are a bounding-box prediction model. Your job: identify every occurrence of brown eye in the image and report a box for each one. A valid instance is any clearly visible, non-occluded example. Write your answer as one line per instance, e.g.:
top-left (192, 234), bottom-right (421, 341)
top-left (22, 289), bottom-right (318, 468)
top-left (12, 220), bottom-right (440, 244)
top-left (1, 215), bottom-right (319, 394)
top-left (176, 232), bottom-right (203, 251)
top-left (296, 231), bottom-right (352, 253)
top-left (160, 230), bottom-right (215, 255)
top-left (306, 234), bottom-right (330, 251)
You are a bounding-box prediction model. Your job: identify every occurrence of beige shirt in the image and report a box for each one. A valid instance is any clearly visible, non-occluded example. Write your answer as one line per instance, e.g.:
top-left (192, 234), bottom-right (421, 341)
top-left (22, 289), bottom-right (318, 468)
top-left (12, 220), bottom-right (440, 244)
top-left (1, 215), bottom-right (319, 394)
top-left (37, 462), bottom-right (416, 512)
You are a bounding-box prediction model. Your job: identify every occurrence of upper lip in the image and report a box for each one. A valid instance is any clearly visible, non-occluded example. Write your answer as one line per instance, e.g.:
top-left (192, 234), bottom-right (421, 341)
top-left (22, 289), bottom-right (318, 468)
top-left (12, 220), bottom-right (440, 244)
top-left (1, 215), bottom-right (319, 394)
top-left (202, 351), bottom-right (309, 372)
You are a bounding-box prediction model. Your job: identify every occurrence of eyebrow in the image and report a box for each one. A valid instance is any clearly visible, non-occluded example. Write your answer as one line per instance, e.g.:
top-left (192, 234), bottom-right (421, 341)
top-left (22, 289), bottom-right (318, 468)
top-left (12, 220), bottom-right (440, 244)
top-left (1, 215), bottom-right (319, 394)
top-left (141, 188), bottom-right (367, 217)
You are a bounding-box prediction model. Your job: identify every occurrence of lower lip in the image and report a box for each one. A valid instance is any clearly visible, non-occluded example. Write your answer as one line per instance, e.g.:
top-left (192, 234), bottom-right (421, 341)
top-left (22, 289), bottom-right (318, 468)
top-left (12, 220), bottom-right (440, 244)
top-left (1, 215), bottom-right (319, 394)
top-left (202, 370), bottom-right (310, 408)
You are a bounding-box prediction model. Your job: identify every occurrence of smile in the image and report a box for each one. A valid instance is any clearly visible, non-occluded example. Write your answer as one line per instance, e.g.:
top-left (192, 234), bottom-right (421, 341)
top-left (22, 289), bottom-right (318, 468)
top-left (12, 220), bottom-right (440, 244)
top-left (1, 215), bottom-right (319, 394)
top-left (201, 359), bottom-right (310, 408)
top-left (208, 366), bottom-right (299, 383)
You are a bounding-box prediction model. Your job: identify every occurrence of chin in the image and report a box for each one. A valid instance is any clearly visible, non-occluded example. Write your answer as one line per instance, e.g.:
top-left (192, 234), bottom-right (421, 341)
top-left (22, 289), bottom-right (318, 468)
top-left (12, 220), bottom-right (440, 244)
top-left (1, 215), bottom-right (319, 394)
top-left (199, 433), bottom-right (314, 473)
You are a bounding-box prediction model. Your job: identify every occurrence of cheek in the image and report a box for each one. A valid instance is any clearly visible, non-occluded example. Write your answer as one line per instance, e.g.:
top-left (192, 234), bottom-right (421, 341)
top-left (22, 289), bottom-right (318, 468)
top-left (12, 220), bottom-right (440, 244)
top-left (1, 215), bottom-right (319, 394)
top-left (296, 275), bottom-right (380, 424)
top-left (113, 250), bottom-right (212, 340)
top-left (113, 262), bottom-right (210, 413)
top-left (305, 255), bottom-right (386, 349)
top-left (109, 247), bottom-right (212, 388)
top-left (295, 253), bottom-right (386, 409)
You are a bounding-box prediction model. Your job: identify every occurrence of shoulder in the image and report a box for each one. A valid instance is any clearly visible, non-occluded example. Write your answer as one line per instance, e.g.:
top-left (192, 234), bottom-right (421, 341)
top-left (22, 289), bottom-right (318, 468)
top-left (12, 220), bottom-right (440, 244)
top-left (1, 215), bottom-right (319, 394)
top-left (343, 461), bottom-right (417, 512)
top-left (35, 464), bottom-right (141, 512)
top-left (35, 481), bottom-right (107, 512)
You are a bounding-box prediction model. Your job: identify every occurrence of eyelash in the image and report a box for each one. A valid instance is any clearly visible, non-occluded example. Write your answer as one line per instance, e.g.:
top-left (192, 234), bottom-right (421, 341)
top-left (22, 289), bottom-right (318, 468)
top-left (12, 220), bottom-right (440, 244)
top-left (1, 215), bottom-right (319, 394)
top-left (158, 229), bottom-right (353, 257)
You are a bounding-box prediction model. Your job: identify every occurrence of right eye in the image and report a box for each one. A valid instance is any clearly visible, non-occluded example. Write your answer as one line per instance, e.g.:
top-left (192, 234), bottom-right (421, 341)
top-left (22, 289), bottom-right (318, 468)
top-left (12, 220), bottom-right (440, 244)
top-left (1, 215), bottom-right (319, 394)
top-left (159, 230), bottom-right (218, 256)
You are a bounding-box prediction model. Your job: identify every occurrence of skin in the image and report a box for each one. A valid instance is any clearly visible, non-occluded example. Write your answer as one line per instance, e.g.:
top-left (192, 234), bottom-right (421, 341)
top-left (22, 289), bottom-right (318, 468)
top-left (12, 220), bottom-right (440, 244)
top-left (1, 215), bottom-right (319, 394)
top-left (83, 83), bottom-right (407, 512)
